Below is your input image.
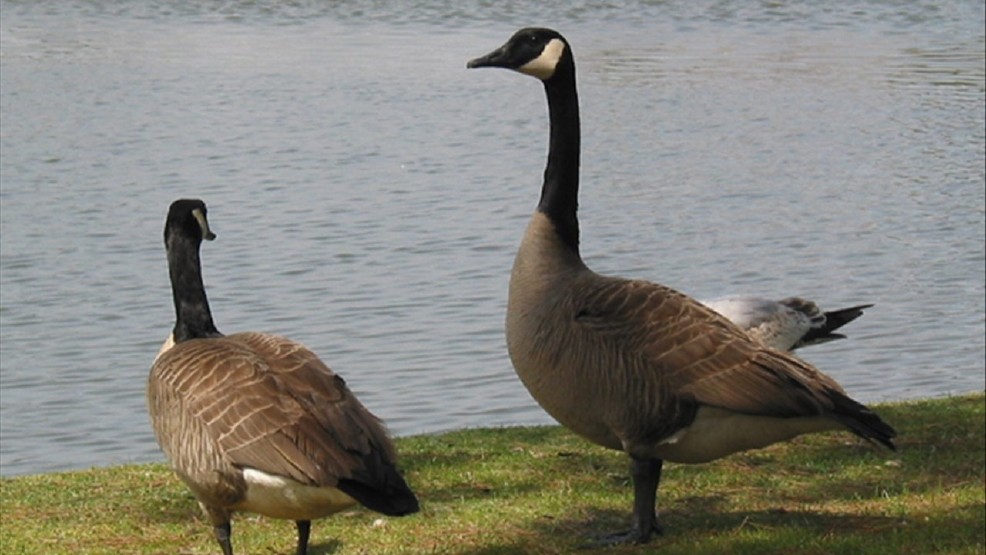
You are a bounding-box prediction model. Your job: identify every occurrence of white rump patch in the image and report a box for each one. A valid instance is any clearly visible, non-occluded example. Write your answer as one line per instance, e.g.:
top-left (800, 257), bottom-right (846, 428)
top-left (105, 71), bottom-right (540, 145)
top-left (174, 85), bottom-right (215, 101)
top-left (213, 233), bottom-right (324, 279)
top-left (519, 38), bottom-right (566, 79)
top-left (237, 468), bottom-right (357, 520)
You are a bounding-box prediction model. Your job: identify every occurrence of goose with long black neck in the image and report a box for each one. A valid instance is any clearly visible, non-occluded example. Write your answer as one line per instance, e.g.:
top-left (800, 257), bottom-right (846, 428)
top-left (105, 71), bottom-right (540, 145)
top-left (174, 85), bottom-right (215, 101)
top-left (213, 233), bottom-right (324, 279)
top-left (468, 28), bottom-right (896, 545)
top-left (147, 199), bottom-right (419, 555)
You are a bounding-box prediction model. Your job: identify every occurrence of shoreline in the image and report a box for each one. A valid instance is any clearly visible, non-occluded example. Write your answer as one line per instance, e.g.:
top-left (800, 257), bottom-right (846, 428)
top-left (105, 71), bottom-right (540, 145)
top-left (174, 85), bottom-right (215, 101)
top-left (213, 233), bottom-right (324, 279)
top-left (1, 390), bottom-right (982, 480)
top-left (1, 393), bottom-right (983, 554)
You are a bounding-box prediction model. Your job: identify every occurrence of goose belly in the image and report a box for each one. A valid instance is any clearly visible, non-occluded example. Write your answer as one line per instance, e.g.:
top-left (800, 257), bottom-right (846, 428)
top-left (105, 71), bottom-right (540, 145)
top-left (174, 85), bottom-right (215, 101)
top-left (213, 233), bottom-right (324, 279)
top-left (651, 406), bottom-right (841, 464)
top-left (234, 468), bottom-right (357, 520)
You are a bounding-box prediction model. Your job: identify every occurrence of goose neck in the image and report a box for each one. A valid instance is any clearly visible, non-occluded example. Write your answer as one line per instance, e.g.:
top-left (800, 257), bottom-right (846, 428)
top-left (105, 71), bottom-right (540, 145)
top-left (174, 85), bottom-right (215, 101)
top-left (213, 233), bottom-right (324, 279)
top-left (167, 235), bottom-right (220, 342)
top-left (537, 72), bottom-right (581, 255)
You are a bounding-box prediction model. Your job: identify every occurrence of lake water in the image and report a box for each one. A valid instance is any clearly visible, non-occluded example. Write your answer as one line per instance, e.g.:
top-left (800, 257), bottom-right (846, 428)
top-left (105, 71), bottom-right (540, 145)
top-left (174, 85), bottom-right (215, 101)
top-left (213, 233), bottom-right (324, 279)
top-left (1, 0), bottom-right (983, 477)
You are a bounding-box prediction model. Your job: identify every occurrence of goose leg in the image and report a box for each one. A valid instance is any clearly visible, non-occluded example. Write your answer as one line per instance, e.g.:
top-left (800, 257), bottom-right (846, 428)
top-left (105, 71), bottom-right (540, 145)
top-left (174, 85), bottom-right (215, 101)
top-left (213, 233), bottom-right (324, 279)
top-left (597, 456), bottom-right (664, 545)
top-left (213, 521), bottom-right (234, 555)
top-left (629, 456), bottom-right (664, 541)
top-left (295, 520), bottom-right (311, 555)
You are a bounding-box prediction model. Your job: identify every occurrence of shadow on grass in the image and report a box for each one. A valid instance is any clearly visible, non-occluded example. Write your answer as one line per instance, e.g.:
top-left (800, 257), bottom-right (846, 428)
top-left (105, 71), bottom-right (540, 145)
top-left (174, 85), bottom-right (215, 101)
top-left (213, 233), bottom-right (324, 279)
top-left (401, 428), bottom-right (613, 505)
top-left (453, 416), bottom-right (980, 553)
top-left (506, 505), bottom-right (910, 554)
top-left (304, 538), bottom-right (341, 555)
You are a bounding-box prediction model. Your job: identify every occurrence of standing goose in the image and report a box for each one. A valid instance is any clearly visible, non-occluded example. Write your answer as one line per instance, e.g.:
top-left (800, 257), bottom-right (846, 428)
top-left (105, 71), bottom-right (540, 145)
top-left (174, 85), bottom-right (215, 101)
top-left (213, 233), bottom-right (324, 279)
top-left (701, 296), bottom-right (873, 351)
top-left (468, 28), bottom-right (895, 544)
top-left (147, 199), bottom-right (419, 555)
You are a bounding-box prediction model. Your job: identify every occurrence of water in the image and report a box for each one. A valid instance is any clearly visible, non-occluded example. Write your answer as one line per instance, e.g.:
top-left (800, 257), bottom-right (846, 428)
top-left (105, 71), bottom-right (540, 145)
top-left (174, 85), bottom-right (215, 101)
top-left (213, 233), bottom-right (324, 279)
top-left (1, 0), bottom-right (983, 477)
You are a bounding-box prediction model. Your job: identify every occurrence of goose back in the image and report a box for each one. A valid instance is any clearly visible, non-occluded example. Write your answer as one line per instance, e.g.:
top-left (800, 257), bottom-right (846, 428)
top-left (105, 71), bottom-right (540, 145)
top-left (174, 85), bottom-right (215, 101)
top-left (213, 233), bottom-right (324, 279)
top-left (148, 332), bottom-right (414, 519)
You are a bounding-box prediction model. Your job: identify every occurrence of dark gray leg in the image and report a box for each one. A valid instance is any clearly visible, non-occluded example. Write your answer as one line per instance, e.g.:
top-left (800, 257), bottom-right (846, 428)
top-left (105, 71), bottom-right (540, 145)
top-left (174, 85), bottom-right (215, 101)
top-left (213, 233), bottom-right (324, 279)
top-left (214, 521), bottom-right (234, 555)
top-left (596, 456), bottom-right (664, 545)
top-left (295, 520), bottom-right (311, 555)
top-left (628, 456), bottom-right (664, 542)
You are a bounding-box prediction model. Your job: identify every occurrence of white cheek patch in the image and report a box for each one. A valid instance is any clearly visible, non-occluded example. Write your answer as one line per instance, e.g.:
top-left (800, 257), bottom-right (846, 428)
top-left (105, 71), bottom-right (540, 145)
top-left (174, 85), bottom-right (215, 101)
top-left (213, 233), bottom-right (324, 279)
top-left (192, 208), bottom-right (214, 239)
top-left (519, 38), bottom-right (566, 79)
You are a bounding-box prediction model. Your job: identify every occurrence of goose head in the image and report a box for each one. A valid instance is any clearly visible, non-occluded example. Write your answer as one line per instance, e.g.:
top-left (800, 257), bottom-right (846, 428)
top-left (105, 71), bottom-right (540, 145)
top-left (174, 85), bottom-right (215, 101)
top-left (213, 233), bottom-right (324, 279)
top-left (467, 27), bottom-right (571, 81)
top-left (165, 198), bottom-right (217, 246)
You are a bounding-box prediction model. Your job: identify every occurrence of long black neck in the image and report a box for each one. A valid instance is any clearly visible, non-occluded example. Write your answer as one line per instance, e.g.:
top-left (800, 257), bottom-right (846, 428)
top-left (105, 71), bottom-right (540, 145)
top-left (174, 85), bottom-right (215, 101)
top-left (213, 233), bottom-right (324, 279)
top-left (166, 233), bottom-right (221, 342)
top-left (536, 58), bottom-right (581, 255)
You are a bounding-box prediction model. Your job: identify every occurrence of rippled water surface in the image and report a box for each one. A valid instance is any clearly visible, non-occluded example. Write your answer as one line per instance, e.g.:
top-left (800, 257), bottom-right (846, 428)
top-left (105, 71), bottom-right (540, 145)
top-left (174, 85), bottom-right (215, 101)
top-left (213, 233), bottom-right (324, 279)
top-left (1, 0), bottom-right (983, 476)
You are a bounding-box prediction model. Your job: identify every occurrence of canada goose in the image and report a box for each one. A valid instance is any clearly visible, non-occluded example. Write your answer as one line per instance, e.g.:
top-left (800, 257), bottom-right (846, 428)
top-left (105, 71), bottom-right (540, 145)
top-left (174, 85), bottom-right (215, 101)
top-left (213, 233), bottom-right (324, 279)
top-left (147, 199), bottom-right (419, 555)
top-left (701, 296), bottom-right (873, 351)
top-left (468, 28), bottom-right (895, 544)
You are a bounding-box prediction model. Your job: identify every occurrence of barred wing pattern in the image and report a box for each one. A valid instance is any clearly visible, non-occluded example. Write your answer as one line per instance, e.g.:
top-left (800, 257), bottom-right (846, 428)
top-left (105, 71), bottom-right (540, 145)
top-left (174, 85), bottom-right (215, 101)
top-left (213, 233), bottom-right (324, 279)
top-left (150, 332), bottom-right (396, 490)
top-left (572, 276), bottom-right (894, 448)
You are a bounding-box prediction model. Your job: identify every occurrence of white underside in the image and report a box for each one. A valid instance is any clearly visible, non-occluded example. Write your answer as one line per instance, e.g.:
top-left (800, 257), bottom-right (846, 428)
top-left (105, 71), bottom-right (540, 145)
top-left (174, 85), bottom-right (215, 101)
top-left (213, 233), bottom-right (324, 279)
top-left (650, 406), bottom-right (841, 464)
top-left (235, 468), bottom-right (357, 520)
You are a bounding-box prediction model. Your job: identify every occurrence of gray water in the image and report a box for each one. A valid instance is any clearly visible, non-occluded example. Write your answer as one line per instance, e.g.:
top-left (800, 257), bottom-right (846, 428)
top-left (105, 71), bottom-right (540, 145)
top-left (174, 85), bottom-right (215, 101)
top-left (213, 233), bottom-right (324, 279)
top-left (1, 0), bottom-right (983, 477)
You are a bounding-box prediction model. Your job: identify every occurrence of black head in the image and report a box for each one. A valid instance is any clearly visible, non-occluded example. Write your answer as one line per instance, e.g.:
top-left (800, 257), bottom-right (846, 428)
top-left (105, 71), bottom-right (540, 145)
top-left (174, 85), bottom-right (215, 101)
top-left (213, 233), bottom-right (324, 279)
top-left (467, 27), bottom-right (571, 81)
top-left (165, 198), bottom-right (217, 245)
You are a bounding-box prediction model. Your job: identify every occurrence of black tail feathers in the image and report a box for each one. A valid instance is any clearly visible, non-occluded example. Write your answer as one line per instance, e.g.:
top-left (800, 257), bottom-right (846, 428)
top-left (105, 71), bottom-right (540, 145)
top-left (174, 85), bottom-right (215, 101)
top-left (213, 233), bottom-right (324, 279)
top-left (828, 389), bottom-right (897, 451)
top-left (337, 465), bottom-right (420, 516)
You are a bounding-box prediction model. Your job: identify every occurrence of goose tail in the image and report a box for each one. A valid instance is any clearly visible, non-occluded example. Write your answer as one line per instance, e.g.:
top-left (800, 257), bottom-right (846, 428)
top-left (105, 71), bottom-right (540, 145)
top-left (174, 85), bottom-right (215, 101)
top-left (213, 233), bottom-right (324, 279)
top-left (827, 389), bottom-right (897, 451)
top-left (337, 465), bottom-right (420, 516)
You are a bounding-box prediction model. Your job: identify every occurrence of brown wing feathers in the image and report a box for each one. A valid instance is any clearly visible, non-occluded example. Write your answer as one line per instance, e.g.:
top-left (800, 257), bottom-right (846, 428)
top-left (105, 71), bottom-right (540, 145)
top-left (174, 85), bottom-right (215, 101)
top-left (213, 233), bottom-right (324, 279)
top-left (232, 333), bottom-right (412, 501)
top-left (234, 333), bottom-right (418, 515)
top-left (575, 275), bottom-right (896, 448)
top-left (153, 333), bottom-right (411, 500)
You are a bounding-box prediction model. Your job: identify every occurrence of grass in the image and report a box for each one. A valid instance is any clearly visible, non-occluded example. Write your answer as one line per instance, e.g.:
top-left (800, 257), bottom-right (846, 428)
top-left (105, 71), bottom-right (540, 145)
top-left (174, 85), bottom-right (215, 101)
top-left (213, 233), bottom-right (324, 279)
top-left (1, 393), bottom-right (983, 555)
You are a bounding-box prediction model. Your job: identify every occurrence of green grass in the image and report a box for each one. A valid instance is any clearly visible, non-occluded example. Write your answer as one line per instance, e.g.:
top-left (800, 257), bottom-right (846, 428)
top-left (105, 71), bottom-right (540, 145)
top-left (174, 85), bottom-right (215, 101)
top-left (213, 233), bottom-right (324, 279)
top-left (2, 393), bottom-right (983, 555)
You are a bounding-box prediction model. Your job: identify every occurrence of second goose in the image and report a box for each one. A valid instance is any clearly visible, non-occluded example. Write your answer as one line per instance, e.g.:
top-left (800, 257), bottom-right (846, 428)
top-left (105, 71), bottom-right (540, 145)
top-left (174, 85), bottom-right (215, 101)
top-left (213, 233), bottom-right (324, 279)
top-left (468, 28), bottom-right (896, 545)
top-left (147, 199), bottom-right (419, 555)
top-left (702, 296), bottom-right (873, 351)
